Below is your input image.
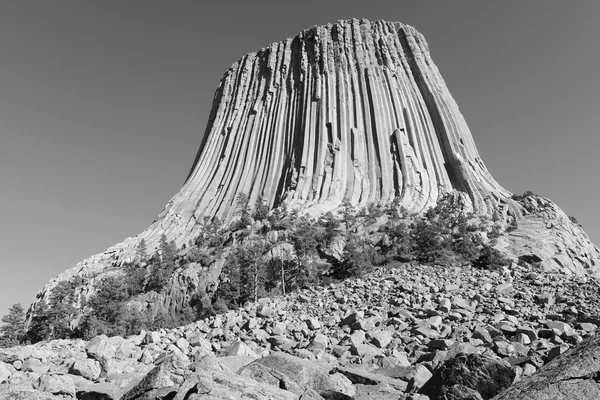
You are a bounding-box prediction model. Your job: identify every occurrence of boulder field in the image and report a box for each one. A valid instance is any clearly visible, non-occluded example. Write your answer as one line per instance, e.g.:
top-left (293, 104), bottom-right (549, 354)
top-left (3, 263), bottom-right (600, 399)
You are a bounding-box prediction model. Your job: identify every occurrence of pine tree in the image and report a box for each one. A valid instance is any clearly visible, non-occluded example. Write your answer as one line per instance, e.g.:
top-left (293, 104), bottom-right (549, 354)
top-left (159, 234), bottom-right (177, 269)
top-left (27, 301), bottom-right (51, 343)
top-left (135, 238), bottom-right (148, 263)
top-left (0, 303), bottom-right (25, 347)
top-left (47, 281), bottom-right (78, 339)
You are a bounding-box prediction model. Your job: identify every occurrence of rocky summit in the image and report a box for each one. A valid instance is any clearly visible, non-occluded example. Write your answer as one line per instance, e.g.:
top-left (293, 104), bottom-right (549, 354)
top-left (3, 264), bottom-right (600, 399)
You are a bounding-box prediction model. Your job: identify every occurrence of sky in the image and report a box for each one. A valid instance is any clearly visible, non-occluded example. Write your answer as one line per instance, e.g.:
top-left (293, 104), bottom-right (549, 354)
top-left (1, 1), bottom-right (599, 316)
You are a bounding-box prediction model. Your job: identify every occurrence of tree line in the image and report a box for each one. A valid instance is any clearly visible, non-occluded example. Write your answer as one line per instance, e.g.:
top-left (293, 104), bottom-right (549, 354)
top-left (0, 194), bottom-right (511, 346)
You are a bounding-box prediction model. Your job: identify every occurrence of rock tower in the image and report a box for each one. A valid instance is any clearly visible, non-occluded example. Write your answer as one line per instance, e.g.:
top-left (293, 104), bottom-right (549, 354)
top-left (35, 19), bottom-right (600, 315)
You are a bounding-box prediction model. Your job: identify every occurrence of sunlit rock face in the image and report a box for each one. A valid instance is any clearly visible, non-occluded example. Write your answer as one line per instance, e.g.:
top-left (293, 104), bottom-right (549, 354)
top-left (33, 19), bottom-right (600, 318)
top-left (173, 19), bottom-right (509, 232)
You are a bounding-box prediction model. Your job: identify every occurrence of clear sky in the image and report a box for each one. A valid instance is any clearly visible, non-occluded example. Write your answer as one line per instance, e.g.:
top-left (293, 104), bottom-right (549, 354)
top-left (1, 1), bottom-right (599, 316)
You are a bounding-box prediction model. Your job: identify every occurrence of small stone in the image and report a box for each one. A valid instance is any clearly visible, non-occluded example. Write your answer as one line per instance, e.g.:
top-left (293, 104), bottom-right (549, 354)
top-left (537, 293), bottom-right (555, 306)
top-left (225, 341), bottom-right (257, 357)
top-left (143, 331), bottom-right (161, 345)
top-left (306, 318), bottom-right (321, 330)
top-left (413, 326), bottom-right (441, 339)
top-left (175, 338), bottom-right (189, 353)
top-left (445, 284), bottom-right (460, 292)
top-left (257, 305), bottom-right (272, 318)
top-left (545, 321), bottom-right (573, 335)
top-left (496, 283), bottom-right (514, 295)
top-left (340, 312), bottom-right (363, 327)
top-left (547, 344), bottom-right (569, 361)
top-left (522, 363), bottom-right (537, 376)
top-left (350, 343), bottom-right (382, 357)
top-left (268, 335), bottom-right (293, 348)
top-left (438, 298), bottom-right (452, 313)
top-left (272, 322), bottom-right (286, 335)
top-left (579, 323), bottom-right (596, 332)
top-left (493, 340), bottom-right (515, 357)
top-left (332, 345), bottom-right (350, 358)
top-left (513, 333), bottom-right (532, 345)
top-left (497, 321), bottom-right (517, 334)
top-left (516, 326), bottom-right (538, 342)
top-left (428, 316), bottom-right (443, 329)
top-left (370, 331), bottom-right (393, 349)
top-left (472, 327), bottom-right (493, 344)
top-left (309, 334), bottom-right (329, 351)
top-left (428, 339), bottom-right (455, 350)
top-left (406, 365), bottom-right (434, 392)
top-left (349, 330), bottom-right (366, 346)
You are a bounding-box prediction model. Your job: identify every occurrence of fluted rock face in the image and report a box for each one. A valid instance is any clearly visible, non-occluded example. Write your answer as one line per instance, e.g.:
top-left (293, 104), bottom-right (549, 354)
top-left (180, 19), bottom-right (508, 224)
top-left (33, 19), bottom-right (600, 316)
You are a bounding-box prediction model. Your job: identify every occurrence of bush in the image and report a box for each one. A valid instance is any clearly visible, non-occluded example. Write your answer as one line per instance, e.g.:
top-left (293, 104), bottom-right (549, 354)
top-left (473, 245), bottom-right (511, 270)
top-left (331, 236), bottom-right (374, 279)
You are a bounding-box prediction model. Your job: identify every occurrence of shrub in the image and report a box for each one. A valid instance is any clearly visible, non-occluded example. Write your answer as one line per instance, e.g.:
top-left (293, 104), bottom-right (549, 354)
top-left (473, 245), bottom-right (511, 270)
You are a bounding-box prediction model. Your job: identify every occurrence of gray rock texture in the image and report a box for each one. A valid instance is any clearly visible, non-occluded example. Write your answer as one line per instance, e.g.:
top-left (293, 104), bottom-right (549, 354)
top-left (492, 334), bottom-right (600, 400)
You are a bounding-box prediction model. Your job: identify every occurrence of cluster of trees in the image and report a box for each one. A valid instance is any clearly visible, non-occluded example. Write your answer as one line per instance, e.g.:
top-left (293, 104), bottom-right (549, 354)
top-left (1, 194), bottom-right (511, 346)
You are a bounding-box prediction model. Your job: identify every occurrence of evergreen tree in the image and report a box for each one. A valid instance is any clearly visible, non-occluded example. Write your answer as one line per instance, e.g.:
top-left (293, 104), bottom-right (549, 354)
top-left (146, 235), bottom-right (178, 293)
top-left (253, 196), bottom-right (270, 221)
top-left (332, 235), bottom-right (375, 279)
top-left (288, 216), bottom-right (321, 290)
top-left (47, 281), bottom-right (78, 339)
top-left (135, 238), bottom-right (148, 263)
top-left (159, 234), bottom-right (177, 269)
top-left (231, 192), bottom-right (252, 231)
top-left (0, 303), bottom-right (25, 347)
top-left (266, 257), bottom-right (296, 296)
top-left (340, 199), bottom-right (357, 234)
top-left (27, 301), bottom-right (51, 343)
top-left (84, 276), bottom-right (129, 337)
top-left (220, 242), bottom-right (268, 305)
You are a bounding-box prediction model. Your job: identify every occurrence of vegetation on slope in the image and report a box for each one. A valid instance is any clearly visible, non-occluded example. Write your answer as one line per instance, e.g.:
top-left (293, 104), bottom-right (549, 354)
top-left (0, 194), bottom-right (512, 346)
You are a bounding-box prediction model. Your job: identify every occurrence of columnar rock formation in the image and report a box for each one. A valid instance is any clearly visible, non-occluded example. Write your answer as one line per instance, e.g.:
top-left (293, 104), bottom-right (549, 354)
top-left (33, 19), bottom-right (600, 316)
top-left (167, 19), bottom-right (509, 240)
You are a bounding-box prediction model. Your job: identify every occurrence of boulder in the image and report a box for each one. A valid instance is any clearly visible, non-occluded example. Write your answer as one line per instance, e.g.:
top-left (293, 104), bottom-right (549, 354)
top-left (37, 374), bottom-right (76, 397)
top-left (493, 334), bottom-right (600, 399)
top-left (69, 359), bottom-right (101, 381)
top-left (419, 353), bottom-right (515, 400)
top-left (69, 375), bottom-right (122, 400)
top-left (0, 363), bottom-right (11, 384)
top-left (86, 335), bottom-right (117, 362)
top-left (121, 354), bottom-right (189, 400)
top-left (239, 352), bottom-right (354, 398)
top-left (332, 366), bottom-right (408, 392)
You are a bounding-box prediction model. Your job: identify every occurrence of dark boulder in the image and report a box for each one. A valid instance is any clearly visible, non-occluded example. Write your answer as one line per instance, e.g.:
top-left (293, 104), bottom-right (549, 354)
top-left (419, 353), bottom-right (515, 400)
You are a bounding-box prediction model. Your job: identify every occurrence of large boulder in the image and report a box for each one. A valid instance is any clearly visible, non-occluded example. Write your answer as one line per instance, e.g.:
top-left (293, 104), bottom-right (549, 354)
top-left (492, 334), bottom-right (600, 399)
top-left (419, 353), bottom-right (515, 400)
top-left (121, 354), bottom-right (189, 400)
top-left (239, 352), bottom-right (354, 398)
